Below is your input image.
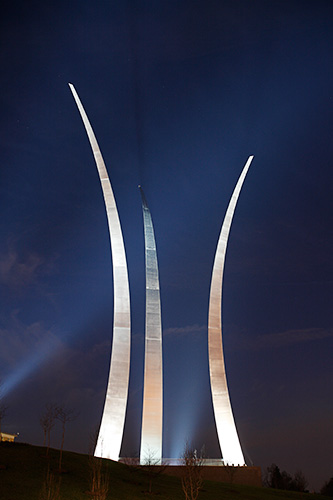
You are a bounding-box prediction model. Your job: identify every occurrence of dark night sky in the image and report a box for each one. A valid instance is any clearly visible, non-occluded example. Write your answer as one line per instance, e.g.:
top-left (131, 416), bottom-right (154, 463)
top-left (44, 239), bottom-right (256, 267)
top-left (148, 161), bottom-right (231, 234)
top-left (1, 0), bottom-right (332, 491)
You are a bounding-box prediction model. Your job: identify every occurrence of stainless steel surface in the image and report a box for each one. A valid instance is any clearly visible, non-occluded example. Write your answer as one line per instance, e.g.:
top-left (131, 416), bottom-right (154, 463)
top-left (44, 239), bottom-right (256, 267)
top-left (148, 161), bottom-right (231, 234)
top-left (139, 187), bottom-right (163, 465)
top-left (208, 156), bottom-right (254, 465)
top-left (69, 84), bottom-right (131, 461)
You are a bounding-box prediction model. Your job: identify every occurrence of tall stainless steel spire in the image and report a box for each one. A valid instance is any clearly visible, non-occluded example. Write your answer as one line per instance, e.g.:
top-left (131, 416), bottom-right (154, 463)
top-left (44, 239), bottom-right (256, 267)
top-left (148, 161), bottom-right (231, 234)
top-left (208, 155), bottom-right (254, 466)
top-left (69, 84), bottom-right (131, 461)
top-left (139, 187), bottom-right (163, 465)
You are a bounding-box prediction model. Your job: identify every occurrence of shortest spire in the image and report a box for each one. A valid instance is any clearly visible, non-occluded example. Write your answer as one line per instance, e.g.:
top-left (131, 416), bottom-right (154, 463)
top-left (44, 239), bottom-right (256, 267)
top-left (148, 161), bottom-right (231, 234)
top-left (139, 187), bottom-right (163, 465)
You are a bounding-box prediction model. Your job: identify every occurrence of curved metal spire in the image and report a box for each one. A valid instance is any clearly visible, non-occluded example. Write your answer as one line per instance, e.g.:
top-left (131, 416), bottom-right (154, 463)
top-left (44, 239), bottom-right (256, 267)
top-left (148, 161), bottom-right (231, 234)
top-left (139, 186), bottom-right (163, 465)
top-left (208, 155), bottom-right (254, 465)
top-left (68, 84), bottom-right (131, 461)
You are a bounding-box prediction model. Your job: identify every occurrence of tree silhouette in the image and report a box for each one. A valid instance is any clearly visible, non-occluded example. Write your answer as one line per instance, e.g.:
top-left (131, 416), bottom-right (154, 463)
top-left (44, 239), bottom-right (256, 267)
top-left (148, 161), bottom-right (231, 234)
top-left (39, 466), bottom-right (61, 500)
top-left (141, 447), bottom-right (167, 495)
top-left (293, 470), bottom-right (308, 492)
top-left (265, 463), bottom-right (308, 492)
top-left (39, 403), bottom-right (57, 456)
top-left (181, 443), bottom-right (204, 500)
top-left (0, 382), bottom-right (8, 442)
top-left (321, 477), bottom-right (333, 496)
top-left (88, 455), bottom-right (109, 500)
top-left (55, 406), bottom-right (77, 472)
top-left (224, 463), bottom-right (237, 484)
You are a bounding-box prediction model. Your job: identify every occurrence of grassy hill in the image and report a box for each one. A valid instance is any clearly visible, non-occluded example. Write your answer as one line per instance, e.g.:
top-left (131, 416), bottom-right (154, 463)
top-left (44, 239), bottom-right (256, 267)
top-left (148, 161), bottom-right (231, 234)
top-left (0, 442), bottom-right (328, 499)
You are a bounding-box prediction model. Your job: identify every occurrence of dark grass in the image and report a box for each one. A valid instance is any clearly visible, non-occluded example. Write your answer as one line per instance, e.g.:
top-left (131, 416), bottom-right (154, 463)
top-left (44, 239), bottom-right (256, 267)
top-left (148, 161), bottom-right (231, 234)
top-left (0, 442), bottom-right (329, 499)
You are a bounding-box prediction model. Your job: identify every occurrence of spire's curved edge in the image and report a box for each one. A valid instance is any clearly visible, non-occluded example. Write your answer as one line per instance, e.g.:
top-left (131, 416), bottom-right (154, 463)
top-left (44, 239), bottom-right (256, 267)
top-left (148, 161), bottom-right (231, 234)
top-left (139, 187), bottom-right (163, 465)
top-left (69, 84), bottom-right (131, 461)
top-left (208, 155), bottom-right (254, 465)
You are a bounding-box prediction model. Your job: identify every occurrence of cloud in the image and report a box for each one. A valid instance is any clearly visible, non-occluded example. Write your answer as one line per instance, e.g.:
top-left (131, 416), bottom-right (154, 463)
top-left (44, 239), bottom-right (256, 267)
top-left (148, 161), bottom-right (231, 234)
top-left (0, 250), bottom-right (46, 289)
top-left (163, 324), bottom-right (206, 337)
top-left (0, 311), bottom-right (68, 398)
top-left (90, 340), bottom-right (112, 356)
top-left (130, 324), bottom-right (206, 344)
top-left (238, 327), bottom-right (333, 351)
top-left (0, 310), bottom-right (63, 369)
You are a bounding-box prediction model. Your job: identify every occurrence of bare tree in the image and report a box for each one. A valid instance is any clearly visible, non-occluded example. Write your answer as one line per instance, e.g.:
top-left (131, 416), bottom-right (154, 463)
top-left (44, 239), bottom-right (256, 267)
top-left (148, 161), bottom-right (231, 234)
top-left (141, 447), bottom-right (167, 495)
top-left (86, 428), bottom-right (110, 500)
top-left (88, 428), bottom-right (99, 456)
top-left (55, 406), bottom-right (77, 472)
top-left (293, 470), bottom-right (308, 492)
top-left (181, 443), bottom-right (204, 500)
top-left (0, 404), bottom-right (8, 443)
top-left (39, 467), bottom-right (61, 500)
top-left (224, 463), bottom-right (237, 484)
top-left (87, 455), bottom-right (109, 500)
top-left (40, 404), bottom-right (57, 456)
top-left (0, 382), bottom-right (8, 442)
top-left (321, 477), bottom-right (333, 496)
top-left (264, 463), bottom-right (308, 492)
top-left (121, 454), bottom-right (140, 474)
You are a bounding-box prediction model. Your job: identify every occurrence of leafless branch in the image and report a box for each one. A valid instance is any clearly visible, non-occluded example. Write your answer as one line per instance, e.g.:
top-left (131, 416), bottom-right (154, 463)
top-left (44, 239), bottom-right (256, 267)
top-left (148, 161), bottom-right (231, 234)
top-left (55, 406), bottom-right (77, 472)
top-left (181, 442), bottom-right (204, 500)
